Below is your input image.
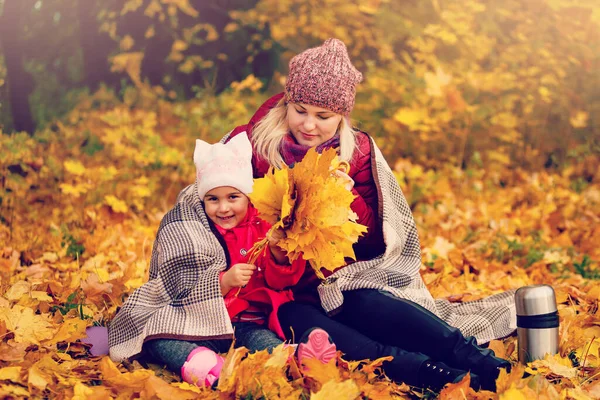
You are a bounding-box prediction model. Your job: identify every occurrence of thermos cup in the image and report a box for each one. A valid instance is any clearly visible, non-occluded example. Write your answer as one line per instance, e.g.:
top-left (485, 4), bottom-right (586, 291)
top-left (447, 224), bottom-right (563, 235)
top-left (515, 284), bottom-right (560, 363)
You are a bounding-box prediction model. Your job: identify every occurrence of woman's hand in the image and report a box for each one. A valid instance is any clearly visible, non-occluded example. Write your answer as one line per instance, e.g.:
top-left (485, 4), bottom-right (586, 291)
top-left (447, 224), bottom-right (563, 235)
top-left (267, 228), bottom-right (289, 264)
top-left (221, 263), bottom-right (256, 295)
top-left (333, 169), bottom-right (355, 191)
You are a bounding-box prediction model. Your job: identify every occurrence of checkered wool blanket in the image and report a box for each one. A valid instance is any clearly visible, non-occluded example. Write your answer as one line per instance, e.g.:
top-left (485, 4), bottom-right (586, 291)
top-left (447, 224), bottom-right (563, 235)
top-left (317, 137), bottom-right (516, 344)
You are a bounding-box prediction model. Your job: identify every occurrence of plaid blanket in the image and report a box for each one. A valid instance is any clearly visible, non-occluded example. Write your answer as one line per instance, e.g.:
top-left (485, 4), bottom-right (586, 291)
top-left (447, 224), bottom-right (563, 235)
top-left (108, 182), bottom-right (234, 362)
top-left (317, 137), bottom-right (516, 344)
top-left (108, 135), bottom-right (516, 362)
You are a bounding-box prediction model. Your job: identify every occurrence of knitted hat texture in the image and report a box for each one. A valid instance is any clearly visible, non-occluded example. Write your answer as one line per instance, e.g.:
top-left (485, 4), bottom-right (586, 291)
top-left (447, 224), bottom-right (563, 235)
top-left (285, 38), bottom-right (362, 115)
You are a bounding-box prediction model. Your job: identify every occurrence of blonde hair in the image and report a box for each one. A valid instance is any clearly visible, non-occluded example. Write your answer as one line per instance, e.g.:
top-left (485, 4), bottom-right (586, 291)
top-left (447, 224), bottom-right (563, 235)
top-left (251, 98), bottom-right (358, 169)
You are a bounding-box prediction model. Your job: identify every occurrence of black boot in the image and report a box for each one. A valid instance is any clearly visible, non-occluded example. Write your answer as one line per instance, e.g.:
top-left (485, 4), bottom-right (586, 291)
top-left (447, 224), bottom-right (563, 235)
top-left (479, 358), bottom-right (511, 391)
top-left (446, 335), bottom-right (511, 392)
top-left (417, 360), bottom-right (481, 392)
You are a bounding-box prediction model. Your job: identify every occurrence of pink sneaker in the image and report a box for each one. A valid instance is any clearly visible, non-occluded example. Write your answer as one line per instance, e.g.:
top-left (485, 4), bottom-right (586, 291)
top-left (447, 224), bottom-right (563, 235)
top-left (296, 328), bottom-right (337, 367)
top-left (181, 347), bottom-right (224, 387)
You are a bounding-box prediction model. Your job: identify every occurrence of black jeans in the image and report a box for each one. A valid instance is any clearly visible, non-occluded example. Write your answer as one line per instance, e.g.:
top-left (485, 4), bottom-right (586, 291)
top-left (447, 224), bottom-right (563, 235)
top-left (278, 289), bottom-right (487, 384)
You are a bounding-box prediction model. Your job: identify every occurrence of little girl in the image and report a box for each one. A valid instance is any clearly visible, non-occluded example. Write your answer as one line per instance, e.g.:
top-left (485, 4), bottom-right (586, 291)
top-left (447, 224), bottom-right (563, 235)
top-left (108, 133), bottom-right (335, 387)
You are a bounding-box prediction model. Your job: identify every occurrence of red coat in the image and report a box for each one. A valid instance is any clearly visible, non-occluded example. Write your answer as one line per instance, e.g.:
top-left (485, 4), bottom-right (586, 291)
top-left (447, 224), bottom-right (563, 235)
top-left (217, 204), bottom-right (305, 337)
top-left (228, 93), bottom-right (385, 303)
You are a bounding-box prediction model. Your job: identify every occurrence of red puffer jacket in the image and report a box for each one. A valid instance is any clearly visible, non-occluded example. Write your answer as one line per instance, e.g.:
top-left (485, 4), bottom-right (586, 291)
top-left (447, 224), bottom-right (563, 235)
top-left (217, 204), bottom-right (305, 337)
top-left (228, 93), bottom-right (386, 303)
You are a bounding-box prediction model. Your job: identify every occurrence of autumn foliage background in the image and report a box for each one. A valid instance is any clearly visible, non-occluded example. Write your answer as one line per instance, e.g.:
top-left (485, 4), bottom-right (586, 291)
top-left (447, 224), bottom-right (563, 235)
top-left (1, 0), bottom-right (600, 399)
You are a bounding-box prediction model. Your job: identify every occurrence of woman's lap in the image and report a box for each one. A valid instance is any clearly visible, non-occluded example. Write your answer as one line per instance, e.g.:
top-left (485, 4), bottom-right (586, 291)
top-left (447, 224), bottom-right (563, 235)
top-left (279, 289), bottom-right (467, 363)
top-left (336, 289), bottom-right (463, 360)
top-left (277, 301), bottom-right (427, 382)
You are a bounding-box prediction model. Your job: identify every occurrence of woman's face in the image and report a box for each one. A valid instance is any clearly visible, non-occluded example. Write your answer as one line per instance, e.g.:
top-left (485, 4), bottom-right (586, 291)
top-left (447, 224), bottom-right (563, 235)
top-left (287, 103), bottom-right (343, 147)
top-left (203, 186), bottom-right (249, 229)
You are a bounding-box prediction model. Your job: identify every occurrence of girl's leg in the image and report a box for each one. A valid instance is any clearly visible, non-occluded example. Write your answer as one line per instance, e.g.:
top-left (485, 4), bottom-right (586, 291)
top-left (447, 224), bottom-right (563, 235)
top-left (277, 301), bottom-right (477, 390)
top-left (144, 338), bottom-right (230, 373)
top-left (232, 322), bottom-right (284, 353)
top-left (337, 289), bottom-right (510, 389)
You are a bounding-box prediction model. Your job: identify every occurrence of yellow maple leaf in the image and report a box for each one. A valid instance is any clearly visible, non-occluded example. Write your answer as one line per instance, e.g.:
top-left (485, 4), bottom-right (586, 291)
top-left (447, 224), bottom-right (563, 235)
top-left (216, 346), bottom-right (249, 393)
top-left (250, 148), bottom-right (367, 279)
top-left (250, 167), bottom-right (293, 226)
top-left (575, 338), bottom-right (600, 368)
top-left (64, 160), bottom-right (87, 176)
top-left (27, 364), bottom-right (50, 391)
top-left (142, 375), bottom-right (199, 399)
top-left (302, 357), bottom-right (341, 387)
top-left (72, 382), bottom-right (93, 400)
top-left (105, 195), bottom-right (128, 213)
top-left (562, 387), bottom-right (596, 400)
top-left (439, 373), bottom-right (474, 399)
top-left (393, 107), bottom-right (427, 130)
top-left (0, 383), bottom-right (31, 397)
top-left (264, 343), bottom-right (295, 369)
top-left (310, 379), bottom-right (360, 400)
top-left (110, 52), bottom-right (144, 87)
top-left (4, 281), bottom-right (30, 301)
top-left (526, 353), bottom-right (577, 378)
top-left (0, 305), bottom-right (56, 345)
top-left (500, 385), bottom-right (528, 400)
top-left (47, 317), bottom-right (90, 345)
top-left (59, 182), bottom-right (91, 197)
top-left (0, 367), bottom-right (22, 383)
top-left (100, 357), bottom-right (153, 389)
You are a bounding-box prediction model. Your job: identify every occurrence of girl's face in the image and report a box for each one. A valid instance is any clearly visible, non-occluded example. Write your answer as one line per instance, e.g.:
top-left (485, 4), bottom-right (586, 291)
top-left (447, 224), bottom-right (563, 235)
top-left (287, 103), bottom-right (343, 147)
top-left (203, 186), bottom-right (249, 229)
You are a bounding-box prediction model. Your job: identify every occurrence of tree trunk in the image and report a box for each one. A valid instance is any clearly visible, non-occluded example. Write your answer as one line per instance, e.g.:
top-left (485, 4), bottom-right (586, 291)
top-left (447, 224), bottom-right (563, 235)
top-left (0, 0), bottom-right (36, 134)
top-left (78, 0), bottom-right (120, 91)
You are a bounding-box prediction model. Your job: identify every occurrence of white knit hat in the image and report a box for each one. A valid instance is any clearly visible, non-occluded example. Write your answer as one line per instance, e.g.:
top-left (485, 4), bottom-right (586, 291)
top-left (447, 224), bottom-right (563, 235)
top-left (193, 133), bottom-right (254, 199)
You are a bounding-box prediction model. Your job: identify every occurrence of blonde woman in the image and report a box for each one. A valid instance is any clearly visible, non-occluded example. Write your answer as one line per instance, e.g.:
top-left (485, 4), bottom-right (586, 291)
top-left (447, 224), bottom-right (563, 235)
top-left (226, 38), bottom-right (515, 392)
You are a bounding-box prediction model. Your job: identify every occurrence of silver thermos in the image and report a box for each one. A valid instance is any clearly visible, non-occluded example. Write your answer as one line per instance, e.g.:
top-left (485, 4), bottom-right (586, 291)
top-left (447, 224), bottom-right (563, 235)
top-left (515, 284), bottom-right (560, 364)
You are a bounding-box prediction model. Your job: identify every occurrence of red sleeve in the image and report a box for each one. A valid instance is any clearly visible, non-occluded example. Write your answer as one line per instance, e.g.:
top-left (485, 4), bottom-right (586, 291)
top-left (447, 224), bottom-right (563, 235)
top-left (252, 216), bottom-right (306, 290)
top-left (261, 251), bottom-right (306, 290)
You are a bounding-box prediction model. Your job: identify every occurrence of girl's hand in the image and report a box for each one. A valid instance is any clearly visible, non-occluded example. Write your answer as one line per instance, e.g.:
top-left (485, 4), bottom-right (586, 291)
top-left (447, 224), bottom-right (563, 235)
top-left (267, 228), bottom-right (289, 264)
top-left (221, 263), bottom-right (256, 295)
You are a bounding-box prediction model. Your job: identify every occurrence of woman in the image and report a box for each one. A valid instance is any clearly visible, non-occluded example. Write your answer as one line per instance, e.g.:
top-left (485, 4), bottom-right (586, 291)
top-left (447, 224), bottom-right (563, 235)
top-left (225, 38), bottom-right (516, 392)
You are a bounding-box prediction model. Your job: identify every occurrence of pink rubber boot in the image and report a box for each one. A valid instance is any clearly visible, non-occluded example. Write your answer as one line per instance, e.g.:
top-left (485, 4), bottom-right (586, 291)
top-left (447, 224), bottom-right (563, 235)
top-left (296, 328), bottom-right (337, 368)
top-left (181, 347), bottom-right (224, 387)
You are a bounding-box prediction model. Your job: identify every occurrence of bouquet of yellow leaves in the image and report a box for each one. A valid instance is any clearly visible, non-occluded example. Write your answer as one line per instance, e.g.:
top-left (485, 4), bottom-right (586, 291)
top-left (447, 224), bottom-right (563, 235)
top-left (248, 147), bottom-right (368, 279)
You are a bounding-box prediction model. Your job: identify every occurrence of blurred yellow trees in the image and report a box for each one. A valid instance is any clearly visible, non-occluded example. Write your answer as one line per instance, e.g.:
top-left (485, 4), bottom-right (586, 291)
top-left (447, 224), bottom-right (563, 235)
top-left (2, 0), bottom-right (598, 169)
top-left (232, 0), bottom-right (600, 168)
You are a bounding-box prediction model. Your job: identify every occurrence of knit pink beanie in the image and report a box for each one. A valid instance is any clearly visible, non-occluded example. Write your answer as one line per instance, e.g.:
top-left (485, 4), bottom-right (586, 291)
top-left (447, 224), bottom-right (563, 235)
top-left (285, 38), bottom-right (363, 116)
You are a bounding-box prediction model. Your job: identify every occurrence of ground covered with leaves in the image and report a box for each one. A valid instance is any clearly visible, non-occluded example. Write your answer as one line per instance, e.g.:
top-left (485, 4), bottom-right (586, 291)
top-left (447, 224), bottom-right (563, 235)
top-left (1, 94), bottom-right (599, 399)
